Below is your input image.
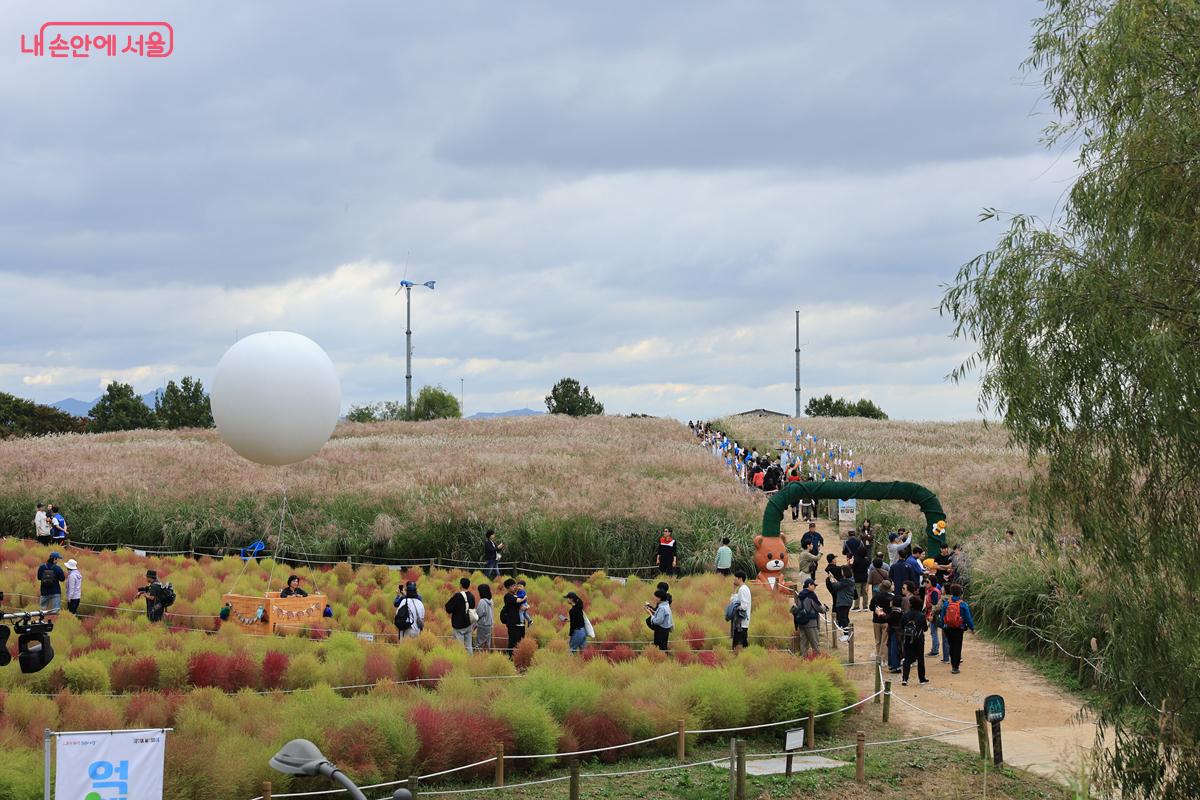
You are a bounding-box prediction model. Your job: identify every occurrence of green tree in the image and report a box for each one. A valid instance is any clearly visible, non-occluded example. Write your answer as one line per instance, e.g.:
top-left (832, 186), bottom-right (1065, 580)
top-left (941, 2), bottom-right (1200, 794)
top-left (89, 382), bottom-right (156, 432)
top-left (0, 392), bottom-right (85, 438)
top-left (804, 394), bottom-right (887, 420)
top-left (411, 385), bottom-right (461, 421)
top-left (154, 377), bottom-right (213, 429)
top-left (345, 404), bottom-right (379, 423)
top-left (545, 378), bottom-right (604, 417)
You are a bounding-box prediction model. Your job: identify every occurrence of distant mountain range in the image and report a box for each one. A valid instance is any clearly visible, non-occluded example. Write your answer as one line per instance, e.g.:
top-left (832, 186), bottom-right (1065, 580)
top-left (467, 408), bottom-right (543, 420)
top-left (51, 389), bottom-right (164, 417)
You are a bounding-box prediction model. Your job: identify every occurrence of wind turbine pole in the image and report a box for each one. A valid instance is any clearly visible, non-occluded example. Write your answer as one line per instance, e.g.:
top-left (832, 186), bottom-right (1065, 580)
top-left (405, 284), bottom-right (415, 419)
top-left (795, 310), bottom-right (801, 417)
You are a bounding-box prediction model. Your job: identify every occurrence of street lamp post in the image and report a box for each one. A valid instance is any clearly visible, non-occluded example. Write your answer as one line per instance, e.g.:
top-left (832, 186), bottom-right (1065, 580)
top-left (396, 279), bottom-right (436, 418)
top-left (269, 739), bottom-right (411, 800)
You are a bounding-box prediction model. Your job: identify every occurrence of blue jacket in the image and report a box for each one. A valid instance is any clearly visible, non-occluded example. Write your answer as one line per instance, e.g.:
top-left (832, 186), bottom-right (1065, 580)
top-left (888, 559), bottom-right (917, 591)
top-left (940, 597), bottom-right (975, 631)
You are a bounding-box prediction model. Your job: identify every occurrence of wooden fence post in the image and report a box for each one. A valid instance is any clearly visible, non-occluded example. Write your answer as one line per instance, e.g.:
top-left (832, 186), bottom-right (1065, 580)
top-left (805, 710), bottom-right (815, 751)
top-left (874, 660), bottom-right (882, 703)
top-left (262, 781), bottom-right (272, 800)
top-left (569, 759), bottom-right (580, 800)
top-left (882, 681), bottom-right (891, 723)
top-left (975, 709), bottom-right (990, 761)
top-left (735, 739), bottom-right (747, 800)
top-left (847, 625), bottom-right (855, 664)
top-left (727, 739), bottom-right (737, 800)
top-left (494, 742), bottom-right (505, 787)
top-left (855, 731), bottom-right (865, 783)
top-left (408, 774), bottom-right (419, 800)
top-left (677, 719), bottom-right (687, 761)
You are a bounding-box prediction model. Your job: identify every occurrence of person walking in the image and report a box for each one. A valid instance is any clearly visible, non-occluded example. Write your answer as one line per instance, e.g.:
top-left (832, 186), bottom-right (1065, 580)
top-left (646, 589), bottom-right (673, 651)
top-left (474, 583), bottom-right (494, 651)
top-left (729, 572), bottom-right (752, 652)
top-left (795, 541), bottom-right (819, 583)
top-left (36, 551), bottom-right (65, 612)
top-left (483, 529), bottom-right (504, 580)
top-left (501, 578), bottom-right (526, 656)
top-left (393, 582), bottom-right (425, 639)
top-left (899, 600), bottom-right (930, 686)
top-left (869, 580), bottom-right (894, 666)
top-left (562, 592), bottom-right (588, 653)
top-left (831, 564), bottom-right (856, 642)
top-left (657, 528), bottom-right (677, 576)
top-left (800, 523), bottom-right (824, 557)
top-left (923, 579), bottom-right (944, 658)
top-left (851, 548), bottom-right (871, 611)
top-left (791, 578), bottom-right (825, 657)
top-left (714, 537), bottom-right (733, 576)
top-left (64, 558), bottom-right (82, 615)
top-left (940, 583), bottom-right (975, 673)
top-left (445, 577), bottom-right (477, 653)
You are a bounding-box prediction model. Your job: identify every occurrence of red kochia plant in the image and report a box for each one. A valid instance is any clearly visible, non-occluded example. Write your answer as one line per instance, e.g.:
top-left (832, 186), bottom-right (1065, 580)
top-left (111, 655), bottom-right (160, 692)
top-left (512, 637), bottom-right (538, 671)
top-left (186, 652), bottom-right (225, 688)
top-left (222, 651), bottom-right (259, 691)
top-left (604, 644), bottom-right (636, 663)
top-left (261, 651), bottom-right (290, 690)
top-left (364, 650), bottom-right (397, 684)
top-left (682, 623), bottom-right (708, 650)
top-left (125, 692), bottom-right (180, 728)
top-left (564, 711), bottom-right (632, 763)
top-left (409, 704), bottom-right (507, 774)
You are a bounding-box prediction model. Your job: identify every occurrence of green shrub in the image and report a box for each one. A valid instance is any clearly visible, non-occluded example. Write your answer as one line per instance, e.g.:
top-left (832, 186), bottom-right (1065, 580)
top-left (0, 741), bottom-right (42, 800)
top-left (63, 655), bottom-right (112, 693)
top-left (284, 653), bottom-right (325, 689)
top-left (523, 667), bottom-right (602, 721)
top-left (490, 691), bottom-right (560, 756)
top-left (671, 669), bottom-right (749, 731)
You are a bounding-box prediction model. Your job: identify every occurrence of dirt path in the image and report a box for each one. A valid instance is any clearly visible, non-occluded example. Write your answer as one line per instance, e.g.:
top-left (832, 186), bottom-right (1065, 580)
top-left (779, 514), bottom-right (1098, 785)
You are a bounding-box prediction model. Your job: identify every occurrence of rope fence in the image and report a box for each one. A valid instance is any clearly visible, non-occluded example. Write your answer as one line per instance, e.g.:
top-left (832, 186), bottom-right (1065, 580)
top-left (246, 685), bottom-right (932, 800)
top-left (56, 538), bottom-right (659, 576)
top-left (246, 693), bottom-right (977, 800)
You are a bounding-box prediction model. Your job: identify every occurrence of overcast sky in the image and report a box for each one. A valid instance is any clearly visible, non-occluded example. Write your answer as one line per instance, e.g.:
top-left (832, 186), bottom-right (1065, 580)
top-left (0, 2), bottom-right (1073, 420)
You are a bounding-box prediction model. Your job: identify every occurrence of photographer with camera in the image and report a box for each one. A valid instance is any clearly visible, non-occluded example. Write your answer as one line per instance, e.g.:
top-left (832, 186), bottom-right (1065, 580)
top-left (136, 569), bottom-right (175, 623)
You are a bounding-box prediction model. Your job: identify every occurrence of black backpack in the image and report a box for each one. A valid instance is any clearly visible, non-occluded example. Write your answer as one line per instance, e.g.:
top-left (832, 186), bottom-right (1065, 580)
top-left (38, 565), bottom-right (58, 593)
top-left (160, 583), bottom-right (176, 608)
top-left (901, 615), bottom-right (922, 643)
top-left (395, 600), bottom-right (413, 631)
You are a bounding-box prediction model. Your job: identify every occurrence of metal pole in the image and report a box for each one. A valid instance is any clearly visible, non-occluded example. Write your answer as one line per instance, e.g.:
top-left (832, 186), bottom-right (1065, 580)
top-left (43, 729), bottom-right (51, 800)
top-left (460, 377), bottom-right (464, 417)
top-left (405, 285), bottom-right (413, 418)
top-left (794, 310), bottom-right (801, 417)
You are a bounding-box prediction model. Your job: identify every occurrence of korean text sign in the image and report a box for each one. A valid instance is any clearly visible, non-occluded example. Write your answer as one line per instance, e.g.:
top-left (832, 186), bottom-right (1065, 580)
top-left (56, 729), bottom-right (166, 800)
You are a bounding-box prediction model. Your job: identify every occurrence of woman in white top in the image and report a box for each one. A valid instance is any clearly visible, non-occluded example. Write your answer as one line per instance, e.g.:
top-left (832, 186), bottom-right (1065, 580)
top-left (730, 572), bottom-right (752, 651)
top-left (65, 559), bottom-right (83, 615)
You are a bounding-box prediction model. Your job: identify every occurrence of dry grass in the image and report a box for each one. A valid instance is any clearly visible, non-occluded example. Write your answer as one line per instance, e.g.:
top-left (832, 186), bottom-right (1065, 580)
top-left (0, 416), bottom-right (757, 521)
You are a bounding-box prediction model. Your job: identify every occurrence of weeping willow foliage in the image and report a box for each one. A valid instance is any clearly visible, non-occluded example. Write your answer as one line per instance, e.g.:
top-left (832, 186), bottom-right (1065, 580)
top-left (941, 2), bottom-right (1200, 796)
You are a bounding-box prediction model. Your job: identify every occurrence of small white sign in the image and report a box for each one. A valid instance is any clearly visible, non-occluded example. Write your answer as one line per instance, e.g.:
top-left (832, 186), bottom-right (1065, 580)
top-left (356, 632), bottom-right (376, 642)
top-left (133, 549), bottom-right (147, 557)
top-left (784, 728), bottom-right (805, 751)
top-left (837, 499), bottom-right (857, 524)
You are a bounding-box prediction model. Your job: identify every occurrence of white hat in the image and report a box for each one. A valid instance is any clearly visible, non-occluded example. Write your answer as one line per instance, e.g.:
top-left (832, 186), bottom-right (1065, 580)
top-left (64, 559), bottom-right (78, 570)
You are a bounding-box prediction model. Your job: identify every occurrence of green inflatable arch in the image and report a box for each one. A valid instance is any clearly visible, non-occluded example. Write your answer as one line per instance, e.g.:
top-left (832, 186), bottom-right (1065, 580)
top-left (762, 481), bottom-right (947, 550)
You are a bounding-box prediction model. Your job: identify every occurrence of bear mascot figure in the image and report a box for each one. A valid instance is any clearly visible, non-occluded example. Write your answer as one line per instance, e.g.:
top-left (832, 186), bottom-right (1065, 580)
top-left (753, 533), bottom-right (793, 593)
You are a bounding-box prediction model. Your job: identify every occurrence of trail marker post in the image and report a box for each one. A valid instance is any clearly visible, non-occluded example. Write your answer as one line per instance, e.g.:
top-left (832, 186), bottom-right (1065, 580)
top-left (984, 694), bottom-right (1006, 766)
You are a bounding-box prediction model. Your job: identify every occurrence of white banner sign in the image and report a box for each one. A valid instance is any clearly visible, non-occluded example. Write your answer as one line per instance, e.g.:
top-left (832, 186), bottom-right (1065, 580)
top-left (837, 498), bottom-right (857, 524)
top-left (56, 729), bottom-right (166, 800)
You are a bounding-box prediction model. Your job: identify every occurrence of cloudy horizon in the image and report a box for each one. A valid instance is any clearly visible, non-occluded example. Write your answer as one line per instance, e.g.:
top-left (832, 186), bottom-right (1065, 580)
top-left (1, 2), bottom-right (1072, 421)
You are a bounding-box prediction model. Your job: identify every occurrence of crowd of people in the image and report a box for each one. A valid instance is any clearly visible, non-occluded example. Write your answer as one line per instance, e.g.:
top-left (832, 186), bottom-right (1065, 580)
top-left (690, 420), bottom-right (863, 492)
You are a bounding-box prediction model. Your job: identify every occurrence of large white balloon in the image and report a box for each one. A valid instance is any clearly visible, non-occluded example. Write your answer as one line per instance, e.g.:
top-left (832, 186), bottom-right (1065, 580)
top-left (211, 331), bottom-right (341, 466)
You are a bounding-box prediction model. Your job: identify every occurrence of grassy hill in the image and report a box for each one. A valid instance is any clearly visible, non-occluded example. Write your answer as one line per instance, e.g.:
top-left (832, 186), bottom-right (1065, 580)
top-left (713, 415), bottom-right (1038, 541)
top-left (0, 416), bottom-right (760, 571)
